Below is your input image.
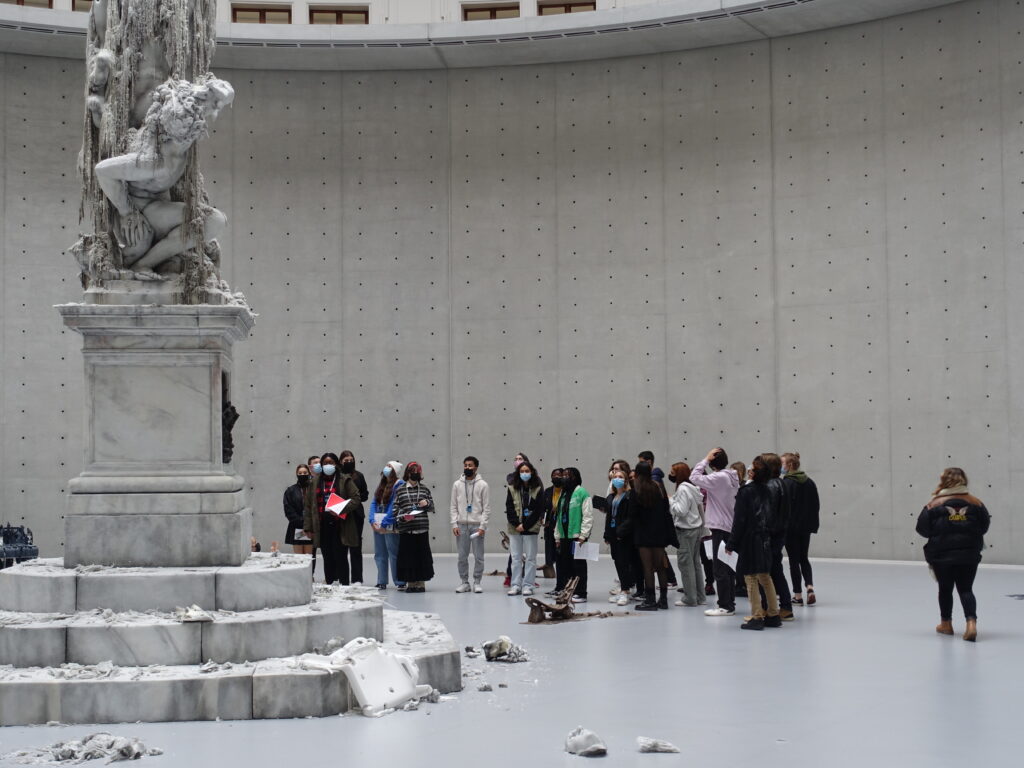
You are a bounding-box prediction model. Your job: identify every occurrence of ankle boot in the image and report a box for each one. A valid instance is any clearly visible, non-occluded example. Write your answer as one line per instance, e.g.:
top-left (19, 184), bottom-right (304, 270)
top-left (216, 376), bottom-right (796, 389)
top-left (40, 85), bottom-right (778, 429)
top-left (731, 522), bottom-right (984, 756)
top-left (636, 589), bottom-right (659, 611)
top-left (936, 620), bottom-right (954, 636)
top-left (657, 587), bottom-right (668, 610)
top-left (963, 618), bottom-right (977, 642)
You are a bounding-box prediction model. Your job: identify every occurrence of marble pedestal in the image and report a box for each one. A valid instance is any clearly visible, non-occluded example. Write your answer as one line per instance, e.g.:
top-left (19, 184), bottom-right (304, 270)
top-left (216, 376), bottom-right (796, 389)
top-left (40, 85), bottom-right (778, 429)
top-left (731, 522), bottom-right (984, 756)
top-left (57, 304), bottom-right (255, 568)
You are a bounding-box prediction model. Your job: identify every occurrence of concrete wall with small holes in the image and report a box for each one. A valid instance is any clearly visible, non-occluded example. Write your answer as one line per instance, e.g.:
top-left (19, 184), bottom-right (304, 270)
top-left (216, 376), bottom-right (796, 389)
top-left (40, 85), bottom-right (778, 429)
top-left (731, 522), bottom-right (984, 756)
top-left (2, 0), bottom-right (1022, 563)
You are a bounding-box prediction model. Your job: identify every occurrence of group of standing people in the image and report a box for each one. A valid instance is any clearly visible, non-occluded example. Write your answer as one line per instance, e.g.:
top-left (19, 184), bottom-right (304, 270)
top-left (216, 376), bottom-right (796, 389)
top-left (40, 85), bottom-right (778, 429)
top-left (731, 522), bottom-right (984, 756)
top-left (282, 448), bottom-right (991, 640)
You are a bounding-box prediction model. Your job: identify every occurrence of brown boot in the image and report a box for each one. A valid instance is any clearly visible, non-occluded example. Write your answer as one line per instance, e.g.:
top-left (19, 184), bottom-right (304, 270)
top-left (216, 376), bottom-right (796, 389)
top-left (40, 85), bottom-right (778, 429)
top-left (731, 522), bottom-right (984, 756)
top-left (963, 619), bottom-right (977, 642)
top-left (935, 620), bottom-right (954, 635)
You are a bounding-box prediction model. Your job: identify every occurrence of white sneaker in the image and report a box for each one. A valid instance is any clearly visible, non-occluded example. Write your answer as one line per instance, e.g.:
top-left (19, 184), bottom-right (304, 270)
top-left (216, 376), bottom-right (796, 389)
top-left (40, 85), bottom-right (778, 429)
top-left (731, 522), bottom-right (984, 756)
top-left (615, 594), bottom-right (628, 606)
top-left (570, 595), bottom-right (587, 604)
top-left (507, 586), bottom-right (521, 596)
top-left (455, 582), bottom-right (471, 593)
top-left (704, 607), bottom-right (735, 617)
top-left (522, 587), bottom-right (534, 596)
top-left (473, 582), bottom-right (483, 593)
top-left (609, 587), bottom-right (623, 596)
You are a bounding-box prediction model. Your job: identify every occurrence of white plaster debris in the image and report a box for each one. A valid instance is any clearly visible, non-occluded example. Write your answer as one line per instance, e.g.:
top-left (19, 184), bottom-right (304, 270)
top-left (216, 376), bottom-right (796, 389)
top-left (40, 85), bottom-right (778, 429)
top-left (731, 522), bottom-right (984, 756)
top-left (481, 636), bottom-right (529, 663)
top-left (565, 727), bottom-right (608, 757)
top-left (463, 646), bottom-right (481, 659)
top-left (175, 605), bottom-right (213, 623)
top-left (477, 683), bottom-right (493, 692)
top-left (2, 732), bottom-right (163, 764)
top-left (637, 737), bottom-right (680, 754)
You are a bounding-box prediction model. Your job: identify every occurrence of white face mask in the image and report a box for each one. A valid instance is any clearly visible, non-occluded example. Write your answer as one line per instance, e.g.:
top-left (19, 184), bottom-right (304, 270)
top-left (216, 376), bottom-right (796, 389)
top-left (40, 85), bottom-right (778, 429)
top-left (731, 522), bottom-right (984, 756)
top-left (383, 466), bottom-right (392, 477)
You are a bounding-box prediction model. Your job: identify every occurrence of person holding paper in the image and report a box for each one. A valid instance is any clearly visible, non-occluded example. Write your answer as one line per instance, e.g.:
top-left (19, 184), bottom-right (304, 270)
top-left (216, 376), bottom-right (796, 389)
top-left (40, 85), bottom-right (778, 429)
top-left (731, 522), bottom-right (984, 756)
top-left (504, 460), bottom-right (545, 596)
top-left (631, 462), bottom-right (673, 611)
top-left (336, 453), bottom-right (366, 585)
top-left (370, 461), bottom-right (406, 591)
top-left (284, 463), bottom-right (313, 555)
top-left (394, 462), bottom-right (434, 593)
top-left (450, 456), bottom-right (491, 593)
top-left (690, 448), bottom-right (740, 617)
top-left (726, 456), bottom-right (780, 630)
top-left (553, 467), bottom-right (593, 603)
top-left (669, 462), bottom-right (708, 607)
top-left (603, 467), bottom-right (635, 607)
top-left (302, 453), bottom-right (363, 585)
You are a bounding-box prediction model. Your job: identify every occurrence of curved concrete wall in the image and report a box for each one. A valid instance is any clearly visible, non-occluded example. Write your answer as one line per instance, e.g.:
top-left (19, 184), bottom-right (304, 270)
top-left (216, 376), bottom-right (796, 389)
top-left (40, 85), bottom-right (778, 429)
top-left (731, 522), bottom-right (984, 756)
top-left (2, 0), bottom-right (1022, 563)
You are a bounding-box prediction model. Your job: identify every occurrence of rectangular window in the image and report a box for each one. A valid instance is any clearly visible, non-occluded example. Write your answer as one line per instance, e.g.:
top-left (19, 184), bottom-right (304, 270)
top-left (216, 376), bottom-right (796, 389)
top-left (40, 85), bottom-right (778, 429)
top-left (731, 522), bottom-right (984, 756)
top-left (0, 0), bottom-right (55, 7)
top-left (309, 6), bottom-right (369, 25)
top-left (72, 0), bottom-right (92, 11)
top-left (231, 5), bottom-right (292, 24)
top-left (539, 2), bottom-right (596, 14)
top-left (462, 4), bottom-right (519, 21)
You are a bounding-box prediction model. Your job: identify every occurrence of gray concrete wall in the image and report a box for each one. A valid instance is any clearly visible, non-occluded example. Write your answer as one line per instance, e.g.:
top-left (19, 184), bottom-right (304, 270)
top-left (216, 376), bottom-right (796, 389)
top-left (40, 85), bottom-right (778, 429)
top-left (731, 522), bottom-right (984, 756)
top-left (2, 0), bottom-right (1021, 563)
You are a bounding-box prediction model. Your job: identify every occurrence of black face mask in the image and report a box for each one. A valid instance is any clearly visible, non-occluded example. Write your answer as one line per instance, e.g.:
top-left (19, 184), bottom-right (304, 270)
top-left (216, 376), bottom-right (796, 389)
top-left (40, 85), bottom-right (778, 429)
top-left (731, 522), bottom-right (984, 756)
top-left (297, 475), bottom-right (310, 487)
top-left (551, 478), bottom-right (563, 487)
top-left (667, 475), bottom-right (677, 484)
top-left (409, 472), bottom-right (422, 482)
top-left (464, 468), bottom-right (475, 478)
top-left (341, 462), bottom-right (355, 473)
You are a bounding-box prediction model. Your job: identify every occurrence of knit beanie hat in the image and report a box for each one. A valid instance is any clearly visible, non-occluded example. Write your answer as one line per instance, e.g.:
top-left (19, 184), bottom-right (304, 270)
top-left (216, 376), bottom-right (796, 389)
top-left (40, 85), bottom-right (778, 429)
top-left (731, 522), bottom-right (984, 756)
top-left (386, 460), bottom-right (404, 478)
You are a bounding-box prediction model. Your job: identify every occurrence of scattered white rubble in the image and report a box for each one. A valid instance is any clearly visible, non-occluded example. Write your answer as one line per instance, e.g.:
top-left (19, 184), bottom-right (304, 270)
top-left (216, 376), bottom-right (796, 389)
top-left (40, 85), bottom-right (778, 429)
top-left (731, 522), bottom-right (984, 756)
top-left (637, 737), bottom-right (679, 753)
top-left (463, 646), bottom-right (481, 659)
top-left (2, 732), bottom-right (162, 765)
top-left (565, 727), bottom-right (608, 757)
top-left (477, 684), bottom-right (493, 692)
top-left (174, 605), bottom-right (213, 623)
top-left (481, 636), bottom-right (529, 663)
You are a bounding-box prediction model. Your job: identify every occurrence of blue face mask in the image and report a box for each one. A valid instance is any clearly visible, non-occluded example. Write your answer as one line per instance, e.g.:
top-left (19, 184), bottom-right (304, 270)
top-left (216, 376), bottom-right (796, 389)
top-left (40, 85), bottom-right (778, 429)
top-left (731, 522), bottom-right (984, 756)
top-left (519, 473), bottom-right (532, 483)
top-left (611, 477), bottom-right (626, 490)
top-left (383, 466), bottom-right (392, 477)
top-left (322, 464), bottom-right (336, 476)
top-left (311, 463), bottom-right (322, 474)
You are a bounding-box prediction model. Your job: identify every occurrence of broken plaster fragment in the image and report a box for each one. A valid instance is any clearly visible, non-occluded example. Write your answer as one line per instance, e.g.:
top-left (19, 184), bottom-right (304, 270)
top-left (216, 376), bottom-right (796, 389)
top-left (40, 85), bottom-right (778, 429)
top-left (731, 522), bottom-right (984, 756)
top-left (637, 737), bottom-right (680, 753)
top-left (565, 726), bottom-right (607, 757)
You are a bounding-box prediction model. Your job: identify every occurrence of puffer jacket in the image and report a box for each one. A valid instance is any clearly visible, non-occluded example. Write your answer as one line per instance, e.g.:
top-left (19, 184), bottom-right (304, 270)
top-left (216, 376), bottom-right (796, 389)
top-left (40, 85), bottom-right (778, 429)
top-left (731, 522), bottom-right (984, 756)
top-left (916, 490), bottom-right (990, 565)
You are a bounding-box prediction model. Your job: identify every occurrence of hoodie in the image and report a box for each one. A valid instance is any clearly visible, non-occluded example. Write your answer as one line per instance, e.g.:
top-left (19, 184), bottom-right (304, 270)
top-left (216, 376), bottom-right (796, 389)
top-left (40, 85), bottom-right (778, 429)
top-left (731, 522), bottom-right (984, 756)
top-left (450, 473), bottom-right (491, 528)
top-left (689, 460), bottom-right (739, 532)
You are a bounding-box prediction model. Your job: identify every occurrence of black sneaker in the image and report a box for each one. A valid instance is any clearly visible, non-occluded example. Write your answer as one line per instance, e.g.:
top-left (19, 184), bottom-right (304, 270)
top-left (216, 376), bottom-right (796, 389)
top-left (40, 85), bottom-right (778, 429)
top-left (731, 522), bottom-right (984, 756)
top-left (705, 582), bottom-right (716, 596)
top-left (764, 615), bottom-right (783, 628)
top-left (376, 584), bottom-right (387, 590)
top-left (741, 618), bottom-right (765, 631)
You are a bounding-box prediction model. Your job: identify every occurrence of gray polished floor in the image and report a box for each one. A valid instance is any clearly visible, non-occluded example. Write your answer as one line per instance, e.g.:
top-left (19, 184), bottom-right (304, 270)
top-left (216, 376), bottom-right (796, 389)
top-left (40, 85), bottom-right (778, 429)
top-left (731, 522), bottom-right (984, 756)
top-left (1, 555), bottom-right (1021, 767)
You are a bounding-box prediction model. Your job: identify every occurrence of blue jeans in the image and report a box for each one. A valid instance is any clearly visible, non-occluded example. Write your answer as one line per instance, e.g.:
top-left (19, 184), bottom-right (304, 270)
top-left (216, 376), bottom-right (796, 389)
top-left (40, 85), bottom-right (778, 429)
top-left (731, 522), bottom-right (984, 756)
top-left (374, 530), bottom-right (404, 586)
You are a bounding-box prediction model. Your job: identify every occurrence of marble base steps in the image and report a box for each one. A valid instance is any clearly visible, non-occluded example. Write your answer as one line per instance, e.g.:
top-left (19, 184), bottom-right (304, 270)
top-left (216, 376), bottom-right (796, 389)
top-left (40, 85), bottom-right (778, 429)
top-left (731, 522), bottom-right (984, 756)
top-left (0, 587), bottom-right (384, 668)
top-left (0, 553), bottom-right (313, 614)
top-left (0, 612), bottom-right (460, 725)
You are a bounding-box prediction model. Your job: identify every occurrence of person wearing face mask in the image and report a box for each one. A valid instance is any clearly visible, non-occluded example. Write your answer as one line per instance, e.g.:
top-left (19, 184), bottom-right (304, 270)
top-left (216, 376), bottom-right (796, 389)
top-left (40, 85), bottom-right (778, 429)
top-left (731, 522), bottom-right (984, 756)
top-left (370, 460), bottom-right (406, 590)
top-left (394, 462), bottom-right (435, 593)
top-left (604, 468), bottom-right (634, 607)
top-left (553, 467), bottom-right (593, 603)
top-left (668, 462), bottom-right (708, 607)
top-left (335, 450), bottom-right (366, 585)
top-left (302, 452), bottom-right (363, 585)
top-left (451, 456), bottom-right (490, 594)
top-left (502, 452), bottom-right (532, 588)
top-left (308, 455), bottom-right (323, 478)
top-left (284, 464), bottom-right (313, 556)
top-left (540, 468), bottom-right (564, 591)
top-left (504, 460), bottom-right (544, 596)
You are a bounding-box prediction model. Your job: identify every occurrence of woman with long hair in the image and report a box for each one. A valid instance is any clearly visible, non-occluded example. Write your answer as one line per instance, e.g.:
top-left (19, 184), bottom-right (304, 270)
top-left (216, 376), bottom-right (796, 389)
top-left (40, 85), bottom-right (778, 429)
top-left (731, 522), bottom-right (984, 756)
top-left (632, 462), bottom-right (672, 611)
top-left (669, 462), bottom-right (707, 607)
top-left (781, 452), bottom-right (820, 606)
top-left (553, 467), bottom-right (593, 603)
top-left (394, 462), bottom-right (435, 593)
top-left (604, 467), bottom-right (634, 607)
top-left (284, 463), bottom-right (312, 555)
top-left (369, 460), bottom-right (405, 590)
top-left (505, 460), bottom-right (544, 596)
top-left (916, 468), bottom-right (990, 641)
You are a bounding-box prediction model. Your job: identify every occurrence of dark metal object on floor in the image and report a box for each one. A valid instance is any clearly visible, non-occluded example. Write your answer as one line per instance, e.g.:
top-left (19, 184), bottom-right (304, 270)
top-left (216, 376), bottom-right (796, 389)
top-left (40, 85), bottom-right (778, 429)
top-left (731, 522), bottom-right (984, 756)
top-left (525, 577), bottom-right (579, 623)
top-left (0, 524), bottom-right (39, 570)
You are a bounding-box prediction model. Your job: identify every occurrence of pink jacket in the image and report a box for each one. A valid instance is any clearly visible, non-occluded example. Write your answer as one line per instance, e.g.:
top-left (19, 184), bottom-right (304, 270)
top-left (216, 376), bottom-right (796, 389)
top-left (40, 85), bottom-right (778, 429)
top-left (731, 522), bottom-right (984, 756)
top-left (689, 460), bottom-right (739, 532)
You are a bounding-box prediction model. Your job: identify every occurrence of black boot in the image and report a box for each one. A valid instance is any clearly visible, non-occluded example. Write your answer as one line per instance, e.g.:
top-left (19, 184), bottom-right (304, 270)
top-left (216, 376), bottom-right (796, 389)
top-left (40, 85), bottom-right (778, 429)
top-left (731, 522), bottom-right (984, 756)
top-left (635, 589), bottom-right (658, 611)
top-left (657, 587), bottom-right (668, 610)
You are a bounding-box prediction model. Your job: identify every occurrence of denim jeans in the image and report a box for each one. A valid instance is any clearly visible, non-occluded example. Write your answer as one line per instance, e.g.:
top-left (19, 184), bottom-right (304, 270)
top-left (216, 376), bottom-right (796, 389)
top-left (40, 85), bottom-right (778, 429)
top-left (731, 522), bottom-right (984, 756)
top-left (508, 533), bottom-right (539, 589)
top-left (373, 530), bottom-right (403, 587)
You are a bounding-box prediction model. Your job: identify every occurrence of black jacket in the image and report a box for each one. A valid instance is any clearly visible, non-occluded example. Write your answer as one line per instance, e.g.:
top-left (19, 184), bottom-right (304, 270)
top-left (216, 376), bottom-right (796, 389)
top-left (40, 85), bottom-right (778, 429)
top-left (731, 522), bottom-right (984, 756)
top-left (728, 482), bottom-right (772, 576)
top-left (283, 483), bottom-right (305, 526)
top-left (352, 470), bottom-right (369, 502)
top-left (505, 485), bottom-right (545, 534)
top-left (782, 473), bottom-right (820, 534)
top-left (916, 493), bottom-right (990, 565)
top-left (766, 477), bottom-right (791, 536)
top-left (631, 493), bottom-right (672, 548)
top-left (603, 491), bottom-right (633, 543)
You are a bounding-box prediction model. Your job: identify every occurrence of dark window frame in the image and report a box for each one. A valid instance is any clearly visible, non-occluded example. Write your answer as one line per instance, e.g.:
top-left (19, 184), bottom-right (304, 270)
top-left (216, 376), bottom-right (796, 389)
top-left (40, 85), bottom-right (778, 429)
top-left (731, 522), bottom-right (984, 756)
top-left (538, 2), bottom-right (597, 14)
top-left (231, 5), bottom-right (293, 24)
top-left (309, 6), bottom-right (369, 25)
top-left (2, 0), bottom-right (56, 8)
top-left (462, 3), bottom-right (520, 21)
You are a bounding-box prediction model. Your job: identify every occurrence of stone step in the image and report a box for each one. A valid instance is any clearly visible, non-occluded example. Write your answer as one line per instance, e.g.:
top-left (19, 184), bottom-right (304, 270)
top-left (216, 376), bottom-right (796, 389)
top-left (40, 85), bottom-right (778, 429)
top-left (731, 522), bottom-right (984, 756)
top-left (0, 553), bottom-right (313, 614)
top-left (0, 585), bottom-right (383, 668)
top-left (0, 611), bottom-right (460, 725)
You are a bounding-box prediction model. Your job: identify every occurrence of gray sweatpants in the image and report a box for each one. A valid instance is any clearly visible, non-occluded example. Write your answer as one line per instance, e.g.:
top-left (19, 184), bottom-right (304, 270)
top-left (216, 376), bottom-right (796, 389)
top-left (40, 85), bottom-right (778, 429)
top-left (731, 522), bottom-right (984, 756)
top-left (457, 523), bottom-right (485, 584)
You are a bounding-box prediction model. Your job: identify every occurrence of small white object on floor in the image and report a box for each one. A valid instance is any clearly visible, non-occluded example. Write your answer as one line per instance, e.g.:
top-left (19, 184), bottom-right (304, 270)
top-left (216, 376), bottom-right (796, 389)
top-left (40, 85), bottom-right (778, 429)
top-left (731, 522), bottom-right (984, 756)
top-left (637, 737), bottom-right (680, 753)
top-left (175, 604), bottom-right (213, 623)
top-left (3, 732), bottom-right (163, 764)
top-left (565, 726), bottom-right (607, 757)
top-left (482, 635), bottom-right (529, 663)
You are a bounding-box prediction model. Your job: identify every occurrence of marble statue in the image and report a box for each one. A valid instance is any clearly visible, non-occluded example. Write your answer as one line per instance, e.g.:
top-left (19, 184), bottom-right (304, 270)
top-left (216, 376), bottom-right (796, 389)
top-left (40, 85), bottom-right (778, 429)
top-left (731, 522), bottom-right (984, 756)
top-left (74, 0), bottom-right (231, 302)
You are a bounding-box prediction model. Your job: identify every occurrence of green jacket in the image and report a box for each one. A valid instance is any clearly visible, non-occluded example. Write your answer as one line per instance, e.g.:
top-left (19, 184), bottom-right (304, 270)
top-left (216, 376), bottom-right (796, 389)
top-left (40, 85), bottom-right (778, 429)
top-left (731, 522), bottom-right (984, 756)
top-left (554, 486), bottom-right (593, 541)
top-left (303, 473), bottom-right (364, 548)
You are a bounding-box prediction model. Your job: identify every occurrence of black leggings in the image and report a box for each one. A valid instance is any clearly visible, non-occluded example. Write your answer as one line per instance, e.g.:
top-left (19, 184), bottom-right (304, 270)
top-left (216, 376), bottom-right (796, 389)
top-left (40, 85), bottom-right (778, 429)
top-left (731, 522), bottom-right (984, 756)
top-left (786, 530), bottom-right (814, 593)
top-left (933, 562), bottom-right (979, 620)
top-left (638, 546), bottom-right (667, 594)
